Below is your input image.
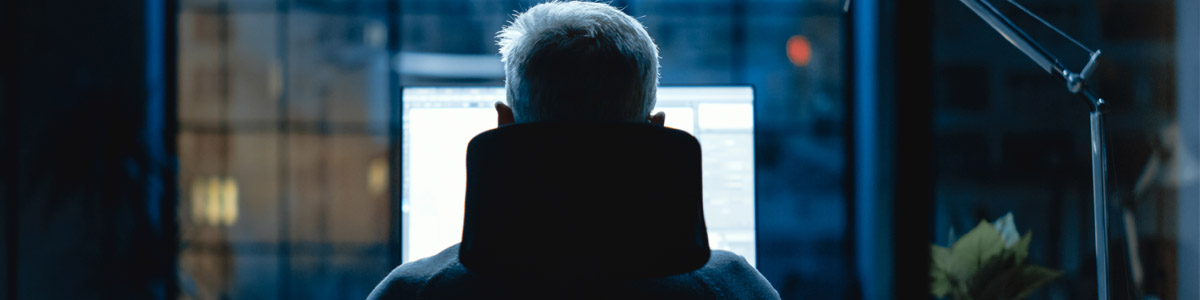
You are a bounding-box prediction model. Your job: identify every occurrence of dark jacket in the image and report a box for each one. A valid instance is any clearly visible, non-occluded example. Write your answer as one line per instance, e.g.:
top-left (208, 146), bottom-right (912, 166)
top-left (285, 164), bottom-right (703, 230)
top-left (366, 244), bottom-right (779, 299)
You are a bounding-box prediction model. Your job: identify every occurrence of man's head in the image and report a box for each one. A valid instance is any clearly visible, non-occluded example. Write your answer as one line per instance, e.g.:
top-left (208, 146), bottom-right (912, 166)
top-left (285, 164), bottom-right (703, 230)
top-left (495, 1), bottom-right (663, 125)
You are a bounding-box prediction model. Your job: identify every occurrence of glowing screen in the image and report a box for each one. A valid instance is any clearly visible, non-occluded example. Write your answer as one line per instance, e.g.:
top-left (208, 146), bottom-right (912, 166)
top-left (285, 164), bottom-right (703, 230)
top-left (401, 86), bottom-right (756, 266)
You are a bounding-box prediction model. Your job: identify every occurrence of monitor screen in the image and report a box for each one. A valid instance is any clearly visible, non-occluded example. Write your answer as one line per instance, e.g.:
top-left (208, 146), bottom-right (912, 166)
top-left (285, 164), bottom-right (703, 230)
top-left (401, 86), bottom-right (756, 266)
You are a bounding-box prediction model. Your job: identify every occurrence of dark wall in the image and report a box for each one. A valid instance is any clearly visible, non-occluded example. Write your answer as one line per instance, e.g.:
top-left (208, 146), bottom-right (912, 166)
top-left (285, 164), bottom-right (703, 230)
top-left (1, 0), bottom-right (177, 299)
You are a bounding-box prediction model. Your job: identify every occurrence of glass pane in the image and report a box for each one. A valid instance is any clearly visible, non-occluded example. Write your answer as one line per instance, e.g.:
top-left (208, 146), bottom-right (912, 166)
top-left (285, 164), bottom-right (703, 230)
top-left (179, 0), bottom-right (849, 299)
top-left (177, 1), bottom-right (393, 299)
top-left (930, 0), bottom-right (1186, 299)
top-left (286, 11), bottom-right (389, 125)
top-left (178, 11), bottom-right (227, 124)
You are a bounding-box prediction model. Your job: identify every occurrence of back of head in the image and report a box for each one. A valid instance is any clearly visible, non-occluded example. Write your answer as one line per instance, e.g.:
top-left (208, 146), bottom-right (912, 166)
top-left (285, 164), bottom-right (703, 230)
top-left (497, 1), bottom-right (659, 123)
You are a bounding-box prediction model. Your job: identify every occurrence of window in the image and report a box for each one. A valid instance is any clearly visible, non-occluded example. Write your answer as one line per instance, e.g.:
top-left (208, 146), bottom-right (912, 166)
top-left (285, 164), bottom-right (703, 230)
top-left (928, 0), bottom-right (1190, 298)
top-left (177, 1), bottom-right (851, 298)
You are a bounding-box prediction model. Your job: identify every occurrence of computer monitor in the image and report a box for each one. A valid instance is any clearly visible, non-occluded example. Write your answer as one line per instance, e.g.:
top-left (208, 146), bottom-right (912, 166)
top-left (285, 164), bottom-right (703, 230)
top-left (401, 86), bottom-right (756, 266)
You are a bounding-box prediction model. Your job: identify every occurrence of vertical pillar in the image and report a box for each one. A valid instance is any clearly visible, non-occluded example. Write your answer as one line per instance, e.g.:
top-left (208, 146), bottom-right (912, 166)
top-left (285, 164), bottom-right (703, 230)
top-left (1177, 0), bottom-right (1200, 298)
top-left (853, 0), bottom-right (934, 298)
top-left (852, 0), bottom-right (894, 298)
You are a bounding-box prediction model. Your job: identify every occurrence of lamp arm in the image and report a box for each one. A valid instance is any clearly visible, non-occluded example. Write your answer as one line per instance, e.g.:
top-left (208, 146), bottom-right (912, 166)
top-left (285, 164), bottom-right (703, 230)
top-left (959, 0), bottom-right (1064, 73)
top-left (958, 1), bottom-right (1115, 300)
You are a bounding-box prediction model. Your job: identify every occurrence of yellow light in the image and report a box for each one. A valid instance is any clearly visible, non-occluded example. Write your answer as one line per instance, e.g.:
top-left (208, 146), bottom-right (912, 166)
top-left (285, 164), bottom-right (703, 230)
top-left (368, 157), bottom-right (389, 197)
top-left (221, 177), bottom-right (238, 226)
top-left (206, 177), bottom-right (221, 225)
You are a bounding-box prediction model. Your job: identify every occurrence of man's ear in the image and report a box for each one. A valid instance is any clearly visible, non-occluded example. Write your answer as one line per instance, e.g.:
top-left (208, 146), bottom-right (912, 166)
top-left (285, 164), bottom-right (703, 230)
top-left (495, 101), bottom-right (515, 126)
top-left (649, 111), bottom-right (666, 126)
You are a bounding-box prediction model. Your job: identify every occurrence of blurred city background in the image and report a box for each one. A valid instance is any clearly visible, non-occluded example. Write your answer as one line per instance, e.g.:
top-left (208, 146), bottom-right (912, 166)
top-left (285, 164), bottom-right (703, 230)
top-left (177, 0), bottom-right (850, 298)
top-left (2, 0), bottom-right (1195, 299)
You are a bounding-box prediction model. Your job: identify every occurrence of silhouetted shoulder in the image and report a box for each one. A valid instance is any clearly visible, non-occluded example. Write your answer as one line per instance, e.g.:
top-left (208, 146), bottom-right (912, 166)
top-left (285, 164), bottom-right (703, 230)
top-left (694, 250), bottom-right (780, 299)
top-left (366, 246), bottom-right (780, 300)
top-left (366, 244), bottom-right (463, 300)
top-left (607, 250), bottom-right (779, 299)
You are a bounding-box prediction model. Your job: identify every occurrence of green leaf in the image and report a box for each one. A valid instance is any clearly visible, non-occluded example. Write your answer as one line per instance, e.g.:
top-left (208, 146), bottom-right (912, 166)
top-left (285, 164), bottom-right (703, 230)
top-left (932, 245), bottom-right (952, 273)
top-left (1008, 265), bottom-right (1062, 300)
top-left (949, 220), bottom-right (1006, 281)
top-left (969, 252), bottom-right (1021, 300)
top-left (1013, 231), bottom-right (1032, 265)
top-left (977, 265), bottom-right (1063, 300)
top-left (931, 245), bottom-right (953, 297)
top-left (931, 268), bottom-right (952, 297)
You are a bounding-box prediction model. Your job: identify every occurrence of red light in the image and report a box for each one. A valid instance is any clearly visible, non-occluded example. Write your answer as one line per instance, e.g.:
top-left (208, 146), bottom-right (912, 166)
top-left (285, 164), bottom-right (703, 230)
top-left (787, 35), bottom-right (812, 67)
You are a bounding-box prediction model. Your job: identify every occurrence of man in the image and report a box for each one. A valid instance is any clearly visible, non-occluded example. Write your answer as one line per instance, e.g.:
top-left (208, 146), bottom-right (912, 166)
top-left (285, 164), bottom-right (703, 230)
top-left (367, 1), bottom-right (778, 299)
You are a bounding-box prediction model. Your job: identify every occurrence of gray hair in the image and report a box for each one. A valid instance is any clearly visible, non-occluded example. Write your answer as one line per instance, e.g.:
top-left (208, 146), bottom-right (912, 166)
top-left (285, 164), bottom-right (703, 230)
top-left (497, 1), bottom-right (659, 123)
